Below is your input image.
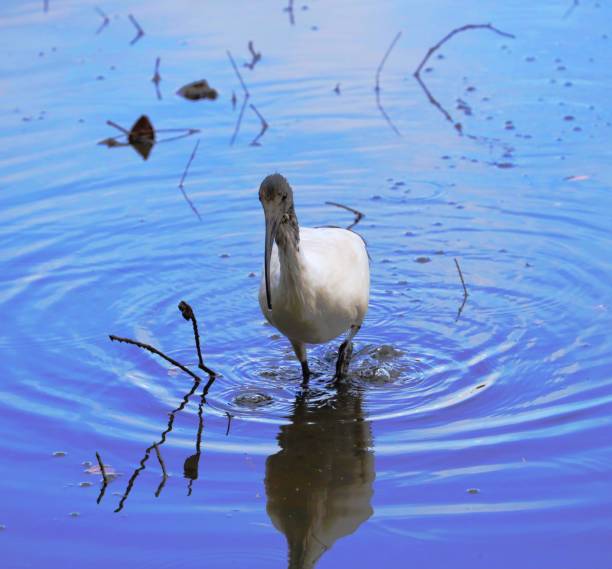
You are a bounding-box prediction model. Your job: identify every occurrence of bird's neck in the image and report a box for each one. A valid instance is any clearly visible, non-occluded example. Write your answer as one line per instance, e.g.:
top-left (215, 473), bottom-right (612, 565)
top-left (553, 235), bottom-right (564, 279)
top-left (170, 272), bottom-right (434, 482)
top-left (276, 211), bottom-right (302, 286)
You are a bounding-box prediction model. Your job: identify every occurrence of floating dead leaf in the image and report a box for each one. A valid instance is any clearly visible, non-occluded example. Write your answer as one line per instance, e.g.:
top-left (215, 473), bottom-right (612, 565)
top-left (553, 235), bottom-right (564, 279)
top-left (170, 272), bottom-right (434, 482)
top-left (177, 79), bottom-right (218, 101)
top-left (127, 115), bottom-right (155, 160)
top-left (564, 175), bottom-right (589, 182)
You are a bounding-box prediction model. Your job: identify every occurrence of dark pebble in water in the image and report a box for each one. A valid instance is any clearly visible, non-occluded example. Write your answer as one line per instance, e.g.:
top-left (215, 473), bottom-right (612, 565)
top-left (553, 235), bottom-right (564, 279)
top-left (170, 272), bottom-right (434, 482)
top-left (499, 248), bottom-right (508, 253)
top-left (394, 181), bottom-right (405, 187)
top-left (248, 272), bottom-right (256, 278)
top-left (220, 253), bottom-right (230, 258)
top-left (496, 162), bottom-right (514, 169)
top-left (441, 155), bottom-right (451, 160)
top-left (467, 488), bottom-right (480, 494)
top-left (432, 222), bottom-right (442, 227)
top-left (53, 451), bottom-right (67, 457)
top-left (466, 86), bottom-right (476, 92)
top-left (404, 231), bottom-right (414, 236)
top-left (234, 392), bottom-right (273, 408)
top-left (564, 115), bottom-right (575, 121)
top-left (371, 195), bottom-right (382, 201)
top-left (415, 257), bottom-right (431, 264)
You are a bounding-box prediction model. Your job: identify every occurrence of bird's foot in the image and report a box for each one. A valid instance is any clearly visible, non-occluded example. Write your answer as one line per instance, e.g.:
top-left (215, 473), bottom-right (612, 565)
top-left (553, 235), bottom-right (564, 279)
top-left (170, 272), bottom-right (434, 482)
top-left (335, 340), bottom-right (354, 380)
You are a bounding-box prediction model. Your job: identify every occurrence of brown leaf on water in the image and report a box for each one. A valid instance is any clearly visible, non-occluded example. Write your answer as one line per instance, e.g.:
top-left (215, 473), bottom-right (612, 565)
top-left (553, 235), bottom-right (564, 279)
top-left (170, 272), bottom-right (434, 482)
top-left (176, 79), bottom-right (218, 101)
top-left (97, 137), bottom-right (124, 148)
top-left (128, 115), bottom-right (155, 160)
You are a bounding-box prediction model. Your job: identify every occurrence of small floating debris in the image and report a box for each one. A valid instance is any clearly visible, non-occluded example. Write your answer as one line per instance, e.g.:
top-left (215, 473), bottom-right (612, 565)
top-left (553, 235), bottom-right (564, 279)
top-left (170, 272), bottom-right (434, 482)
top-left (79, 481), bottom-right (92, 488)
top-left (53, 451), bottom-right (67, 458)
top-left (177, 79), bottom-right (218, 101)
top-left (467, 488), bottom-right (480, 494)
top-left (235, 392), bottom-right (273, 408)
top-left (69, 512), bottom-right (80, 518)
top-left (564, 174), bottom-right (589, 182)
top-left (415, 256), bottom-right (431, 264)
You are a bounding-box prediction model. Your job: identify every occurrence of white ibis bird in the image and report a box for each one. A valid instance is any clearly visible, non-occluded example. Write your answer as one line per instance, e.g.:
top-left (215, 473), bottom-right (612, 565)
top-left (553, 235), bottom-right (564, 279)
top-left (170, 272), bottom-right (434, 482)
top-left (258, 174), bottom-right (370, 380)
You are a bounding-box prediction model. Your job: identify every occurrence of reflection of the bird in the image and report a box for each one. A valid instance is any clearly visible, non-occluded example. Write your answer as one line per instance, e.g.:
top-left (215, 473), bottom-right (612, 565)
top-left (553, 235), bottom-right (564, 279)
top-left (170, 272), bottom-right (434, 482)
top-left (266, 381), bottom-right (375, 569)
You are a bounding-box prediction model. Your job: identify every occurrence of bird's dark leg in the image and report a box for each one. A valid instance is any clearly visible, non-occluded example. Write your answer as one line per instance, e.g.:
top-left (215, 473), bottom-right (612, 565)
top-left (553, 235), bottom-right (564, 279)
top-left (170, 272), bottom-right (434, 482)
top-left (290, 339), bottom-right (310, 382)
top-left (335, 325), bottom-right (360, 380)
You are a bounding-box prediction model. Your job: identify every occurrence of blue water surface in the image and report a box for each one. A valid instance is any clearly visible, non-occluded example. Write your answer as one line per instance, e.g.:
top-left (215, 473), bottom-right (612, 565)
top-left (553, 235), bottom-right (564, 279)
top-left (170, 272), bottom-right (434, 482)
top-left (1, 0), bottom-right (611, 567)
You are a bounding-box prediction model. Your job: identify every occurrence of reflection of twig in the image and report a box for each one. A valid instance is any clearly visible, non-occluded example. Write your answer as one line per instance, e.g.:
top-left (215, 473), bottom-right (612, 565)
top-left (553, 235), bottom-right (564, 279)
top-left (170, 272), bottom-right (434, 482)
top-left (178, 300), bottom-right (216, 378)
top-left (413, 24), bottom-right (514, 135)
top-left (249, 104), bottom-right (269, 146)
top-left (325, 201), bottom-right (365, 230)
top-left (227, 50), bottom-right (251, 145)
top-left (186, 390), bottom-right (206, 496)
top-left (454, 258), bottom-right (469, 321)
top-left (563, 0), bottom-right (579, 18)
top-left (153, 444), bottom-right (168, 497)
top-left (225, 412), bottom-right (234, 436)
top-left (375, 31), bottom-right (402, 136)
top-left (284, 0), bottom-right (295, 25)
top-left (95, 6), bottom-right (109, 34)
top-left (244, 41), bottom-right (262, 70)
top-left (152, 57), bottom-right (162, 100)
top-left (128, 13), bottom-right (145, 45)
top-left (109, 335), bottom-right (204, 382)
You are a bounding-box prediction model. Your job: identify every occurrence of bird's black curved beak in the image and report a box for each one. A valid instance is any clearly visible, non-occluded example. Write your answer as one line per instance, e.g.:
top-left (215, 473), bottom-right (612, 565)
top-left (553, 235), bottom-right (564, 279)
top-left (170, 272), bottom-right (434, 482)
top-left (264, 213), bottom-right (280, 310)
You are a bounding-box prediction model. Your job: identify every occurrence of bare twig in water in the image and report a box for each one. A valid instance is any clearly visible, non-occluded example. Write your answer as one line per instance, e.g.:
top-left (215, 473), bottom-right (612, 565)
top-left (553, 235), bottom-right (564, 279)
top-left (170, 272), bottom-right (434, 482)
top-left (225, 412), bottom-right (234, 436)
top-left (106, 120), bottom-right (130, 135)
top-left (128, 14), bottom-right (144, 45)
top-left (454, 258), bottom-right (469, 321)
top-left (109, 335), bottom-right (204, 382)
top-left (153, 443), bottom-right (168, 497)
top-left (227, 50), bottom-right (251, 145)
top-left (178, 300), bottom-right (216, 378)
top-left (95, 451), bottom-right (109, 504)
top-left (244, 41), bottom-right (262, 70)
top-left (325, 201), bottom-right (365, 230)
top-left (375, 31), bottom-right (402, 136)
top-left (413, 24), bottom-right (515, 134)
top-left (563, 0), bottom-right (579, 18)
top-left (152, 57), bottom-right (161, 100)
top-left (178, 140), bottom-right (200, 190)
top-left (249, 104), bottom-right (269, 146)
top-left (94, 6), bottom-right (110, 34)
top-left (96, 451), bottom-right (109, 483)
top-left (284, 0), bottom-right (295, 25)
top-left (176, 140), bottom-right (202, 221)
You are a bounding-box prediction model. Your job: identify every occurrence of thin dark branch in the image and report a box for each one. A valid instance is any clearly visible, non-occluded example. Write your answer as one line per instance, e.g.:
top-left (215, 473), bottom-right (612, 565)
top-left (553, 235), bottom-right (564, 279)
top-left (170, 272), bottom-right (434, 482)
top-left (413, 23), bottom-right (514, 135)
top-left (563, 0), bottom-right (579, 19)
top-left (96, 451), bottom-right (108, 483)
top-left (454, 258), bottom-right (469, 297)
top-left (225, 412), bottom-right (233, 436)
top-left (94, 6), bottom-right (109, 34)
top-left (284, 0), bottom-right (295, 25)
top-left (152, 57), bottom-right (161, 100)
top-left (227, 50), bottom-right (249, 96)
top-left (178, 301), bottom-right (216, 378)
top-left (109, 335), bottom-right (203, 382)
top-left (414, 24), bottom-right (514, 77)
top-left (244, 41), bottom-right (262, 70)
top-left (249, 104), bottom-right (269, 146)
top-left (128, 13), bottom-right (145, 45)
top-left (325, 201), bottom-right (365, 230)
top-left (179, 187), bottom-right (202, 222)
top-left (375, 31), bottom-right (402, 136)
top-left (178, 139), bottom-right (200, 189)
top-left (95, 451), bottom-right (108, 504)
top-left (106, 120), bottom-right (130, 135)
top-left (454, 258), bottom-right (469, 321)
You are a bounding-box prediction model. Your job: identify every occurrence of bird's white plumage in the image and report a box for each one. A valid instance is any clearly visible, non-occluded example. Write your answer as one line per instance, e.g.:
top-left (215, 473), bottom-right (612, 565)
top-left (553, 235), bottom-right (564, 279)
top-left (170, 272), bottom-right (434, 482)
top-left (259, 227), bottom-right (369, 345)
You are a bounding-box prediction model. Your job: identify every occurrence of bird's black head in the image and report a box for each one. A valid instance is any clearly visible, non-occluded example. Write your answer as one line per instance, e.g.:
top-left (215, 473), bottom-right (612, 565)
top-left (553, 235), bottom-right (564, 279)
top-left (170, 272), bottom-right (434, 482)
top-left (258, 173), bottom-right (294, 212)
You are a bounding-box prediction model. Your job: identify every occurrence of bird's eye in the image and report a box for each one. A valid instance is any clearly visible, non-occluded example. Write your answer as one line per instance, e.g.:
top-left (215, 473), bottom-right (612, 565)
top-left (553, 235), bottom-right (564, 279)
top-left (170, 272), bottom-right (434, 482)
top-left (281, 193), bottom-right (287, 201)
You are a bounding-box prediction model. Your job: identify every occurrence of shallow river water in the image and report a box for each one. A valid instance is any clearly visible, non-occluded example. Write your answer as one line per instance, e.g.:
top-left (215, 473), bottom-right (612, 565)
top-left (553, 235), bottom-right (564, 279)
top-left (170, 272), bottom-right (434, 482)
top-left (1, 1), bottom-right (611, 567)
